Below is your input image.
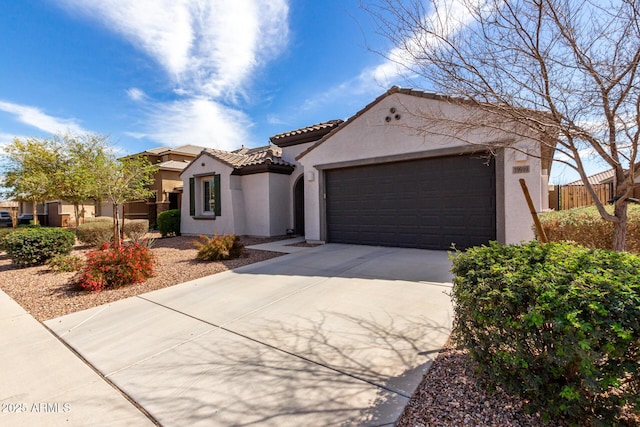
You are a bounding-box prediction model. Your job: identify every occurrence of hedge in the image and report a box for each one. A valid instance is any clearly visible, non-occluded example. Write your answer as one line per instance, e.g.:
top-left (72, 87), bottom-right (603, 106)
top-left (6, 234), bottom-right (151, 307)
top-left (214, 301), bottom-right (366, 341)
top-left (157, 209), bottom-right (181, 237)
top-left (540, 205), bottom-right (640, 252)
top-left (451, 241), bottom-right (640, 424)
top-left (76, 219), bottom-right (149, 247)
top-left (3, 228), bottom-right (76, 267)
top-left (76, 222), bottom-right (113, 247)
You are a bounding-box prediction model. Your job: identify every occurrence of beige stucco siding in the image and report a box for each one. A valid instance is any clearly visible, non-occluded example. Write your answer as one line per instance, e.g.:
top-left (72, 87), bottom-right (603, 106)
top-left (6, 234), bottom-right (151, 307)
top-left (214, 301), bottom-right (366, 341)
top-left (180, 156), bottom-right (236, 236)
top-left (181, 153), bottom-right (294, 237)
top-left (298, 92), bottom-right (545, 245)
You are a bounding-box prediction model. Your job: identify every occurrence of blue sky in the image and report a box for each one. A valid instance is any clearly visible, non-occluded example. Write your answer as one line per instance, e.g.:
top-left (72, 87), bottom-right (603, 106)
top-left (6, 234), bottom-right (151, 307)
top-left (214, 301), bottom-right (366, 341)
top-left (0, 0), bottom-right (592, 184)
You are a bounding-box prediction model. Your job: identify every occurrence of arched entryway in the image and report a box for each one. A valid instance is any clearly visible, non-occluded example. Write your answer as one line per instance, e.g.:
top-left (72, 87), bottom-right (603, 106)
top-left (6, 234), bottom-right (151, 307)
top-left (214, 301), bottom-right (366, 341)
top-left (293, 176), bottom-right (305, 236)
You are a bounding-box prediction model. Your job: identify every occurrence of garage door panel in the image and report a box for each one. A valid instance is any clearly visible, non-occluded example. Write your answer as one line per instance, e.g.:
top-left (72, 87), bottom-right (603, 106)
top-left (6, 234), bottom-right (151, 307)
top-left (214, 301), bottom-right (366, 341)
top-left (326, 154), bottom-right (496, 250)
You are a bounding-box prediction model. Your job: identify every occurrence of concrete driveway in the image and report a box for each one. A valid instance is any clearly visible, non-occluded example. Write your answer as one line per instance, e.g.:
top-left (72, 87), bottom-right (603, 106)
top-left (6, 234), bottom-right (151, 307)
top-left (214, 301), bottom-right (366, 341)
top-left (45, 243), bottom-right (454, 426)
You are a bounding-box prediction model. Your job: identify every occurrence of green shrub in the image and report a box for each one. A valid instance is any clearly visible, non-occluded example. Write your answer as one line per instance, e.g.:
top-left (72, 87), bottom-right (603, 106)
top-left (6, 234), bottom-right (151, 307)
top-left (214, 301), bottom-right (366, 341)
top-left (157, 209), bottom-right (181, 237)
top-left (85, 216), bottom-right (112, 223)
top-left (77, 219), bottom-right (150, 247)
top-left (76, 222), bottom-right (113, 247)
top-left (0, 228), bottom-right (15, 251)
top-left (540, 205), bottom-right (640, 252)
top-left (451, 241), bottom-right (640, 424)
top-left (77, 242), bottom-right (156, 291)
top-left (193, 234), bottom-right (244, 261)
top-left (3, 228), bottom-right (76, 267)
top-left (46, 253), bottom-right (84, 272)
top-left (123, 219), bottom-right (149, 242)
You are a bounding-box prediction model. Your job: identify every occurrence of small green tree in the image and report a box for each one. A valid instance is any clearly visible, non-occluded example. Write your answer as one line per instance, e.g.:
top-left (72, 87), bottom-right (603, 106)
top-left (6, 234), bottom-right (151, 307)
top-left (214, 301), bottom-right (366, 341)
top-left (55, 134), bottom-right (112, 226)
top-left (2, 137), bottom-right (61, 225)
top-left (99, 155), bottom-right (157, 246)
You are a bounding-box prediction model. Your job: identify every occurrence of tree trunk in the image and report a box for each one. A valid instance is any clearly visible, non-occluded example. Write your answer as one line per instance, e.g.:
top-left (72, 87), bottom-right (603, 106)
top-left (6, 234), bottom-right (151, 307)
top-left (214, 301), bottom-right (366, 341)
top-left (31, 203), bottom-right (38, 226)
top-left (113, 203), bottom-right (120, 247)
top-left (73, 203), bottom-right (80, 228)
top-left (121, 203), bottom-right (126, 244)
top-left (612, 202), bottom-right (628, 252)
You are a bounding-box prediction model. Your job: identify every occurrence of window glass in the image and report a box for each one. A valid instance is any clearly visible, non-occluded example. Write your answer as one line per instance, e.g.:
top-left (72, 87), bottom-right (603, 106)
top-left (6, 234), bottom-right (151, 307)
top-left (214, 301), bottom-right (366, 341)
top-left (203, 178), bottom-right (216, 213)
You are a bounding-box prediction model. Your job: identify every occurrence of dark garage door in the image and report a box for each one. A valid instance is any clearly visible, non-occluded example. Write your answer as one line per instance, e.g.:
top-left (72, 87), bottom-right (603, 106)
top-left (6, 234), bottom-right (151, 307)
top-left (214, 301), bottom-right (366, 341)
top-left (325, 154), bottom-right (496, 250)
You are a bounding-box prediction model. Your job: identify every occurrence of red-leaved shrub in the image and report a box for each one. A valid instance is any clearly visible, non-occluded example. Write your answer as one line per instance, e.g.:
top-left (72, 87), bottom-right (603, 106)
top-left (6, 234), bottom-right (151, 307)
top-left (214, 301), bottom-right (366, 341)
top-left (77, 242), bottom-right (156, 291)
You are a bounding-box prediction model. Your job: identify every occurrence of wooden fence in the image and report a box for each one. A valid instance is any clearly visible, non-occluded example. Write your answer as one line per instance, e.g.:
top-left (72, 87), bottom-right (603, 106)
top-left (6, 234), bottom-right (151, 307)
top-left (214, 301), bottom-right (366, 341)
top-left (548, 184), bottom-right (612, 210)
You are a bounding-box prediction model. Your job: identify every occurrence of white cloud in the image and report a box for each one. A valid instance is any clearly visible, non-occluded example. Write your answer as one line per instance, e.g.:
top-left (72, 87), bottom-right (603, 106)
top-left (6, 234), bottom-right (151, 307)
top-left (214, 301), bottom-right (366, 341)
top-left (59, 0), bottom-right (289, 100)
top-left (144, 98), bottom-right (253, 151)
top-left (0, 100), bottom-right (88, 135)
top-left (55, 0), bottom-right (290, 150)
top-left (123, 131), bottom-right (147, 139)
top-left (298, 0), bottom-right (484, 115)
top-left (266, 114), bottom-right (289, 126)
top-left (0, 133), bottom-right (18, 145)
top-left (126, 88), bottom-right (147, 102)
top-left (366, 0), bottom-right (483, 87)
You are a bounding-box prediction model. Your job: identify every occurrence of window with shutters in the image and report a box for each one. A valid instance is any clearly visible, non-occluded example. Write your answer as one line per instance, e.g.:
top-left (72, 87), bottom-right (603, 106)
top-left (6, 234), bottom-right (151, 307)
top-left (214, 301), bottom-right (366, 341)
top-left (189, 174), bottom-right (221, 217)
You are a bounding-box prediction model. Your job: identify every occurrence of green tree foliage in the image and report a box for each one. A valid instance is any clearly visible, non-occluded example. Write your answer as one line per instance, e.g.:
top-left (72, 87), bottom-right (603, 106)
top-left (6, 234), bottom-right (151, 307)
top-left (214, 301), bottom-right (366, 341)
top-left (54, 134), bottom-right (111, 226)
top-left (2, 134), bottom-right (156, 247)
top-left (2, 138), bottom-right (61, 225)
top-left (98, 155), bottom-right (157, 246)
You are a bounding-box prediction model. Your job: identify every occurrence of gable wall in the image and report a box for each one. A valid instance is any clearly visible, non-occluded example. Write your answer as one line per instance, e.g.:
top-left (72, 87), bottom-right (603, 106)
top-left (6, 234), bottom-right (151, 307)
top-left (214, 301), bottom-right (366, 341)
top-left (180, 155), bottom-right (238, 236)
top-left (181, 152), bottom-right (293, 237)
top-left (298, 93), bottom-right (544, 245)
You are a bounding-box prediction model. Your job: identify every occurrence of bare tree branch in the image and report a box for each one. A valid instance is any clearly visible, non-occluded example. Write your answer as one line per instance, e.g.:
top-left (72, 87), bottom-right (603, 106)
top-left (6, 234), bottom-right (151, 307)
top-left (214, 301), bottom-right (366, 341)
top-left (364, 0), bottom-right (640, 250)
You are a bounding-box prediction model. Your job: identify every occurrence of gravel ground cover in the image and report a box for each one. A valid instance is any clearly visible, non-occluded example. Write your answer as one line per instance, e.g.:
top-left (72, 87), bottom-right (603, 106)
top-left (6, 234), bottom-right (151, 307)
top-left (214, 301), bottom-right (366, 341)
top-left (0, 233), bottom-right (284, 322)
top-left (397, 340), bottom-right (547, 427)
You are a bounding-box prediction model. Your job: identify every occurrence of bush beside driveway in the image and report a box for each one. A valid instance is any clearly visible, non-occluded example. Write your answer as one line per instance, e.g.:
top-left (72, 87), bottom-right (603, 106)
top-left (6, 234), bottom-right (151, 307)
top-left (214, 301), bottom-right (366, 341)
top-left (0, 234), bottom-right (284, 322)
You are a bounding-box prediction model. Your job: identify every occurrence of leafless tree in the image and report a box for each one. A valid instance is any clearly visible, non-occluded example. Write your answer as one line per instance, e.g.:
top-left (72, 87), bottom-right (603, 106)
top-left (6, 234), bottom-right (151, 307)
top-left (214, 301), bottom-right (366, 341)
top-left (365, 0), bottom-right (640, 251)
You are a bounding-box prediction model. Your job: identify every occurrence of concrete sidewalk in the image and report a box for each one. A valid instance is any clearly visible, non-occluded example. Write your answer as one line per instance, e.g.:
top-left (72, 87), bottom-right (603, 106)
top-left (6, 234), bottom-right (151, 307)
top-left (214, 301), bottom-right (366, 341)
top-left (0, 289), bottom-right (154, 427)
top-left (45, 244), bottom-right (454, 426)
top-left (244, 235), bottom-right (310, 253)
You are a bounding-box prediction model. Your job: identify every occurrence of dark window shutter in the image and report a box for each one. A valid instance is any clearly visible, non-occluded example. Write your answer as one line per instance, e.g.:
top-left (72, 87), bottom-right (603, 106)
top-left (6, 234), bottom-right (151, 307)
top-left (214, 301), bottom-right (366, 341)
top-left (189, 177), bottom-right (195, 216)
top-left (214, 174), bottom-right (221, 216)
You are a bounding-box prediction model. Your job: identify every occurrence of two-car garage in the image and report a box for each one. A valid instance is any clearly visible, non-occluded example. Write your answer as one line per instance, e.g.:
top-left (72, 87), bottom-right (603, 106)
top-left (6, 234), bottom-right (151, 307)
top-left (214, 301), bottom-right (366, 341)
top-left (325, 154), bottom-right (496, 250)
top-left (297, 87), bottom-right (547, 248)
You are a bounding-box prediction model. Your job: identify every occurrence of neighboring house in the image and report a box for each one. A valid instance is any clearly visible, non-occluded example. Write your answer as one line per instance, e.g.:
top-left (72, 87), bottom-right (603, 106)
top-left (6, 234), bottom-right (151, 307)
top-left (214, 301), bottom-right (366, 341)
top-left (0, 201), bottom-right (18, 212)
top-left (18, 200), bottom-right (96, 227)
top-left (599, 169), bottom-right (640, 198)
top-left (0, 201), bottom-right (19, 226)
top-left (97, 144), bottom-right (204, 227)
top-left (549, 168), bottom-right (640, 210)
top-left (181, 87), bottom-right (553, 250)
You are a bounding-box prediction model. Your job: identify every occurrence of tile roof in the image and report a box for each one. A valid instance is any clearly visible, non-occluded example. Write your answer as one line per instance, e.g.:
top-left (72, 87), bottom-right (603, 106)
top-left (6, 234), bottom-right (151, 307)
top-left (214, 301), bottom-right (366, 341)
top-left (163, 144), bottom-right (205, 156)
top-left (142, 146), bottom-right (171, 155)
top-left (566, 169), bottom-right (615, 185)
top-left (157, 160), bottom-right (192, 171)
top-left (567, 168), bottom-right (640, 186)
top-left (270, 120), bottom-right (343, 142)
top-left (130, 145), bottom-right (205, 159)
top-left (269, 120), bottom-right (343, 147)
top-left (202, 145), bottom-right (294, 169)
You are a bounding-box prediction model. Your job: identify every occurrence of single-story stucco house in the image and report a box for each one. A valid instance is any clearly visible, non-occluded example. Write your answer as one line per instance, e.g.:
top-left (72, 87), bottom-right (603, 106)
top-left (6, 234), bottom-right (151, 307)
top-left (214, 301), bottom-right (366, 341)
top-left (181, 87), bottom-right (554, 250)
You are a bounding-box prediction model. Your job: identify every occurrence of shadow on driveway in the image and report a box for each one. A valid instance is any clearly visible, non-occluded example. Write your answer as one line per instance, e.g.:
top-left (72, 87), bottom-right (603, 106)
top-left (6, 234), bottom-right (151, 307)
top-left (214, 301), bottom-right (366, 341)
top-left (46, 244), bottom-right (454, 426)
